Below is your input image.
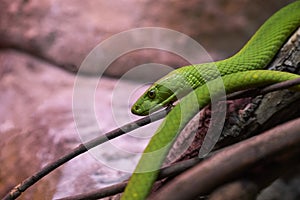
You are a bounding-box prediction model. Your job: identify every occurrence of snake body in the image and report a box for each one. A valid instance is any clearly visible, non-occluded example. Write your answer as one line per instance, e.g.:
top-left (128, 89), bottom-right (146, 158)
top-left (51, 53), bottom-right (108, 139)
top-left (123, 1), bottom-right (300, 199)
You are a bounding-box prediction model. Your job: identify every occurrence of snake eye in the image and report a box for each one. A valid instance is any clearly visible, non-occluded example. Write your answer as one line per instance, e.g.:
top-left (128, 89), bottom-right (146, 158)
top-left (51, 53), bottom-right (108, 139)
top-left (148, 89), bottom-right (156, 99)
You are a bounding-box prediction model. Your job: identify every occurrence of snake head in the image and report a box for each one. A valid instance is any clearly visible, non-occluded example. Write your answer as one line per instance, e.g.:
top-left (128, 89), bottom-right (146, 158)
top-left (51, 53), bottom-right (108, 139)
top-left (131, 83), bottom-right (176, 116)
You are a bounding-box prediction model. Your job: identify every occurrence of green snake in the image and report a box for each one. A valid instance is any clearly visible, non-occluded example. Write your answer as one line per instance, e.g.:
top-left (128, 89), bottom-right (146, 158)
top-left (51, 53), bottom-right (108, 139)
top-left (122, 1), bottom-right (300, 199)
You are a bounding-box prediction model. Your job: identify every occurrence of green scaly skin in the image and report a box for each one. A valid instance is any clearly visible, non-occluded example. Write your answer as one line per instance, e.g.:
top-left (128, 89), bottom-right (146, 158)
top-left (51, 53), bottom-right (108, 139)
top-left (131, 1), bottom-right (300, 116)
top-left (122, 1), bottom-right (300, 199)
top-left (123, 71), bottom-right (300, 200)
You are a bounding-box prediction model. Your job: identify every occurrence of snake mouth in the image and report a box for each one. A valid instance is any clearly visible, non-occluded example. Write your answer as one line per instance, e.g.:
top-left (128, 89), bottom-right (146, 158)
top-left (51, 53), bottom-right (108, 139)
top-left (131, 105), bottom-right (147, 116)
top-left (131, 93), bottom-right (178, 116)
top-left (131, 103), bottom-right (164, 116)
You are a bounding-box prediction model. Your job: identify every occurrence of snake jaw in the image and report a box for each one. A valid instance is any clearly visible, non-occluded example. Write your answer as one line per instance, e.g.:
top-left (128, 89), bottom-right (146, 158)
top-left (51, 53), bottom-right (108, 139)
top-left (131, 103), bottom-right (162, 116)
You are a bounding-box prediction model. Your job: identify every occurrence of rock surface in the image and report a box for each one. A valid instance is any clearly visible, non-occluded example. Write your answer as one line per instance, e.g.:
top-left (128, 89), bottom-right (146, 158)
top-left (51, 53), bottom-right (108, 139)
top-left (0, 50), bottom-right (161, 199)
top-left (0, 0), bottom-right (294, 76)
top-left (0, 0), bottom-right (296, 199)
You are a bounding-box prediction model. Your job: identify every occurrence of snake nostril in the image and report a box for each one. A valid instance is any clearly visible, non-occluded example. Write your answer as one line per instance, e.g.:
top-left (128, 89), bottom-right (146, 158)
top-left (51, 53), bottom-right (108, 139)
top-left (132, 105), bottom-right (140, 113)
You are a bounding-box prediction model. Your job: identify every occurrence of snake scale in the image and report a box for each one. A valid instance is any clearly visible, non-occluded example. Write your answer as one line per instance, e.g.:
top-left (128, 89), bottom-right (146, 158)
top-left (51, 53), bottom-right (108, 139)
top-left (122, 1), bottom-right (300, 199)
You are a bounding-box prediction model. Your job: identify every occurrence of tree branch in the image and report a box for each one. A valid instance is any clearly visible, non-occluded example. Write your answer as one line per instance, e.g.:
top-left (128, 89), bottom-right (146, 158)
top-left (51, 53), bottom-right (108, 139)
top-left (149, 117), bottom-right (300, 200)
top-left (209, 156), bottom-right (300, 200)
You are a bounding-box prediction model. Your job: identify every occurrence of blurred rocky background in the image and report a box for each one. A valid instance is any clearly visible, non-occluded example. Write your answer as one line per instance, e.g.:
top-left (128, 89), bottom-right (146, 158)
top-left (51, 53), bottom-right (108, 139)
top-left (0, 0), bottom-right (295, 199)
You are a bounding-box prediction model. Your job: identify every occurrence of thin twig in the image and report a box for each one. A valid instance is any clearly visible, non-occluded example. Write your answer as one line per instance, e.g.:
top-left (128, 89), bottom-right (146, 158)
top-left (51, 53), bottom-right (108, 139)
top-left (56, 157), bottom-right (202, 200)
top-left (55, 77), bottom-right (300, 200)
top-left (3, 108), bottom-right (170, 200)
top-left (57, 182), bottom-right (127, 200)
top-left (3, 77), bottom-right (300, 200)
